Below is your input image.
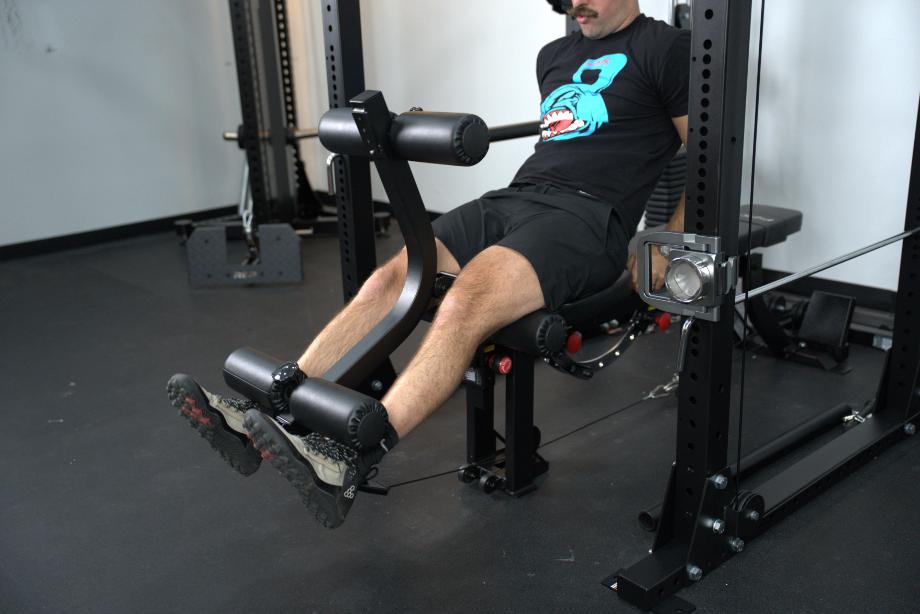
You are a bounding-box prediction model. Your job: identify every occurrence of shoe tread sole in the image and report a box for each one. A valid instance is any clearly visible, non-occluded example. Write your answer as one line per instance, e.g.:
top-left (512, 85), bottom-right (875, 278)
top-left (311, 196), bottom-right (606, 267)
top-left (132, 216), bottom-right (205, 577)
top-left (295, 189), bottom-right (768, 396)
top-left (243, 411), bottom-right (351, 529)
top-left (166, 374), bottom-right (261, 476)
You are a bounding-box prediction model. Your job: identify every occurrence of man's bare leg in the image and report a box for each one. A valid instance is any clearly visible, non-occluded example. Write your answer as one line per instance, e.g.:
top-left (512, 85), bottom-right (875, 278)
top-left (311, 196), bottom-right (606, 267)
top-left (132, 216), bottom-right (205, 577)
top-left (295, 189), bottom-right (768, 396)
top-left (382, 245), bottom-right (545, 438)
top-left (297, 239), bottom-right (460, 377)
top-left (240, 244), bottom-right (544, 529)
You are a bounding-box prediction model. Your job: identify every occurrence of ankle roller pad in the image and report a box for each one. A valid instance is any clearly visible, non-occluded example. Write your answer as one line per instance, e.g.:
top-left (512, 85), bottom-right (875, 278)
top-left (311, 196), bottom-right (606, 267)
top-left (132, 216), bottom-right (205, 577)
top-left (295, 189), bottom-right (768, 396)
top-left (223, 347), bottom-right (305, 416)
top-left (289, 378), bottom-right (389, 450)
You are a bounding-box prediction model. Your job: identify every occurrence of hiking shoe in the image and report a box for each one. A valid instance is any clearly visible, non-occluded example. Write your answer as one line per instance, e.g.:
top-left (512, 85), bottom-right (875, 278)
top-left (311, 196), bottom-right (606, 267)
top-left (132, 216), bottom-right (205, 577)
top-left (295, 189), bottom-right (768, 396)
top-left (166, 373), bottom-right (262, 476)
top-left (243, 409), bottom-right (396, 529)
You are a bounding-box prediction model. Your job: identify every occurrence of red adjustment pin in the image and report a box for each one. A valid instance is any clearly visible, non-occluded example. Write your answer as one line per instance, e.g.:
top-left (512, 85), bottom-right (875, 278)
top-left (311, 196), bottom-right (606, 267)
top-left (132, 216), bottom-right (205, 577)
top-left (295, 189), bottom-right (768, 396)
top-left (566, 331), bottom-right (583, 354)
top-left (655, 312), bottom-right (671, 331)
top-left (488, 355), bottom-right (513, 375)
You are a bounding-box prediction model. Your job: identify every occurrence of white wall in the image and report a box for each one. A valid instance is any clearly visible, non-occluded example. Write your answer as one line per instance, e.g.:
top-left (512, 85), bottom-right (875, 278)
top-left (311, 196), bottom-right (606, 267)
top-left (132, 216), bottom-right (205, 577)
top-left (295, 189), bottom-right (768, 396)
top-left (740, 0), bottom-right (920, 290)
top-left (0, 0), bottom-right (242, 247)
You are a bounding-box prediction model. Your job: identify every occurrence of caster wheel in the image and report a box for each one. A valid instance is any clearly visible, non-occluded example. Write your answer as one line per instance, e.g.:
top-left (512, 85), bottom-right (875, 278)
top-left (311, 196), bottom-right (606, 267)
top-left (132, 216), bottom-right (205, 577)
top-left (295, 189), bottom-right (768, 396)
top-left (458, 466), bottom-right (478, 484)
top-left (479, 473), bottom-right (499, 494)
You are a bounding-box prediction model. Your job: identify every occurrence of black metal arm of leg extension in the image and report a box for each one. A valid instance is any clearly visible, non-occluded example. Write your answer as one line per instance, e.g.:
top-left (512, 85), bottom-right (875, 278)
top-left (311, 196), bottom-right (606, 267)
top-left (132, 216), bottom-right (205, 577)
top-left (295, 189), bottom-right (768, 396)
top-left (321, 91), bottom-right (439, 389)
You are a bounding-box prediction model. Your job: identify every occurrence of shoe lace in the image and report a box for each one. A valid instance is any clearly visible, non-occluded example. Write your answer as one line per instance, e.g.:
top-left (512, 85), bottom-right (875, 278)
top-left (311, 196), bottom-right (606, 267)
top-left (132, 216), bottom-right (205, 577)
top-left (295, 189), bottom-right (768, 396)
top-left (303, 433), bottom-right (358, 464)
top-left (204, 390), bottom-right (257, 412)
top-left (221, 396), bottom-right (258, 411)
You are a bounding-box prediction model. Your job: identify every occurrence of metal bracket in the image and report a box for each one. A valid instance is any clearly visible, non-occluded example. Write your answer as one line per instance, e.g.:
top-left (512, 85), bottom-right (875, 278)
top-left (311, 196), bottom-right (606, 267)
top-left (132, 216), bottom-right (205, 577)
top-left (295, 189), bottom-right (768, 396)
top-left (637, 230), bottom-right (737, 322)
top-left (644, 373), bottom-right (680, 400)
top-left (843, 408), bottom-right (868, 424)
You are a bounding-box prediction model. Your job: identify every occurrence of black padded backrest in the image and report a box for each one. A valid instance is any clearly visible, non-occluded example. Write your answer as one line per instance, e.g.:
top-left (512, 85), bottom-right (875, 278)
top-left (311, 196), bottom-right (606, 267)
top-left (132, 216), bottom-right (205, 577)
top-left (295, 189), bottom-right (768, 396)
top-left (644, 149), bottom-right (687, 227)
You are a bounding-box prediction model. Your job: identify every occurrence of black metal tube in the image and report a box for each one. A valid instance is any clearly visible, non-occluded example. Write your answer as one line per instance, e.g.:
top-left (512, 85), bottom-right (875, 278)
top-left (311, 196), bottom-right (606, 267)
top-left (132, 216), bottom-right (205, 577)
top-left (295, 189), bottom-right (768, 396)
top-left (758, 412), bottom-right (904, 517)
top-left (223, 128), bottom-right (318, 141)
top-left (737, 226), bottom-right (920, 303)
top-left (638, 402), bottom-right (852, 532)
top-left (488, 121), bottom-right (540, 142)
top-left (729, 402), bottom-right (853, 477)
top-left (322, 92), bottom-right (439, 389)
top-left (637, 507), bottom-right (660, 532)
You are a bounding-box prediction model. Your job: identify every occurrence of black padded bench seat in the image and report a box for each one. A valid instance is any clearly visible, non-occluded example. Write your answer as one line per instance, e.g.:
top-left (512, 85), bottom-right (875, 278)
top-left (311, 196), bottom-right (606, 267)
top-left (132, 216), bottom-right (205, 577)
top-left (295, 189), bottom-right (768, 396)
top-left (739, 204), bottom-right (803, 249)
top-left (490, 204), bottom-right (802, 357)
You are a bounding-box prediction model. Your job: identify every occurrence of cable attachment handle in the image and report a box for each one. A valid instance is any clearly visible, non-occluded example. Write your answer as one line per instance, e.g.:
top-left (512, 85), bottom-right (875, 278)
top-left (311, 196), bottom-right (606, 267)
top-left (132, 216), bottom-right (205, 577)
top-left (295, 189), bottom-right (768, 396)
top-left (676, 317), bottom-right (694, 373)
top-left (326, 153), bottom-right (341, 196)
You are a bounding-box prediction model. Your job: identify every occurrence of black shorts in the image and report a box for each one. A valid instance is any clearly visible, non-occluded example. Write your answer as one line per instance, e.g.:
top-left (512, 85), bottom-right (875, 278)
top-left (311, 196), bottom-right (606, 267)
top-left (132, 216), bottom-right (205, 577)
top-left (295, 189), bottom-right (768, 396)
top-left (432, 183), bottom-right (630, 311)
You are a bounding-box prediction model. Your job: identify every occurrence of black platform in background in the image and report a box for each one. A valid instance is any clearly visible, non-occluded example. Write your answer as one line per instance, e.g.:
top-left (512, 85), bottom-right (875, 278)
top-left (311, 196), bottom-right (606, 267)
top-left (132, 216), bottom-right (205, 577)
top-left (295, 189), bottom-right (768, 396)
top-left (0, 229), bottom-right (917, 614)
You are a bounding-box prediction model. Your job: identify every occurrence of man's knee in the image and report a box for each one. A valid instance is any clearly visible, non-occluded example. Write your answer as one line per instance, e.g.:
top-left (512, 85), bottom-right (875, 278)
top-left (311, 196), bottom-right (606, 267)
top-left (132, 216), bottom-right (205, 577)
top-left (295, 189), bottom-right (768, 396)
top-left (356, 250), bottom-right (407, 303)
top-left (436, 247), bottom-right (543, 330)
top-left (357, 239), bottom-right (459, 304)
top-left (458, 246), bottom-right (544, 311)
top-left (436, 276), bottom-right (492, 323)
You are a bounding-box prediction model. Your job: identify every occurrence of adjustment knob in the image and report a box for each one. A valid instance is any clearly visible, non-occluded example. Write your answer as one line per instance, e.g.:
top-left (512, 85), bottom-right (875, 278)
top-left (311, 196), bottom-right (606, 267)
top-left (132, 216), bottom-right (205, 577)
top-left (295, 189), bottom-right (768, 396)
top-left (488, 355), bottom-right (513, 375)
top-left (565, 331), bottom-right (583, 353)
top-left (655, 312), bottom-right (672, 331)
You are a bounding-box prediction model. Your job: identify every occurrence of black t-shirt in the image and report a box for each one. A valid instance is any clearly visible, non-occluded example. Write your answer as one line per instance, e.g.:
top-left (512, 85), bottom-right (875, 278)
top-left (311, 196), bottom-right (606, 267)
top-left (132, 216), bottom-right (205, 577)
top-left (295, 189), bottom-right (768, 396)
top-left (512, 14), bottom-right (690, 236)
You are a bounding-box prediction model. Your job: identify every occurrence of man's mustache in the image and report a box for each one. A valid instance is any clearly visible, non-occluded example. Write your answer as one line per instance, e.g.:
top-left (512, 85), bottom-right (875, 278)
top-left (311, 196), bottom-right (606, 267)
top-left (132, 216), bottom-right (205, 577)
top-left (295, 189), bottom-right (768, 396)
top-left (567, 5), bottom-right (599, 18)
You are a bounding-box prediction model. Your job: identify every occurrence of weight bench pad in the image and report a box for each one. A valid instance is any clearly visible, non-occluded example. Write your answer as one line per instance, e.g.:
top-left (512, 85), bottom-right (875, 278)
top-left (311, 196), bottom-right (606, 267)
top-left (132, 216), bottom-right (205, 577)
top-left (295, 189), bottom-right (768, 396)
top-left (739, 205), bottom-right (802, 248)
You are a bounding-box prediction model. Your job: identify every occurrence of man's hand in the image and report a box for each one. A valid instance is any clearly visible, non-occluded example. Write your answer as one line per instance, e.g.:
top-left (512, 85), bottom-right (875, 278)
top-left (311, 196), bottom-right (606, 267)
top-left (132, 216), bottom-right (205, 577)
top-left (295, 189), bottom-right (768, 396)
top-left (629, 245), bottom-right (668, 291)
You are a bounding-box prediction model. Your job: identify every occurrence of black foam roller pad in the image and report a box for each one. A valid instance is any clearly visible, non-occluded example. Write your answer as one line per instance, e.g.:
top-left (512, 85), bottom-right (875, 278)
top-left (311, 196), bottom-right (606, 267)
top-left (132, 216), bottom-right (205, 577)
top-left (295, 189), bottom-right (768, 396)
top-left (223, 347), bottom-right (284, 410)
top-left (319, 108), bottom-right (489, 166)
top-left (289, 379), bottom-right (388, 450)
top-left (492, 311), bottom-right (567, 356)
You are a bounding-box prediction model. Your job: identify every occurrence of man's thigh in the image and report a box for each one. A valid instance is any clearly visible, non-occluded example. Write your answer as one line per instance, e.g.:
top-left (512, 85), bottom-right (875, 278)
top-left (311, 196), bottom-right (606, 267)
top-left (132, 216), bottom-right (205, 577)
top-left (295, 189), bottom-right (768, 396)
top-left (497, 207), bottom-right (627, 311)
top-left (452, 244), bottom-right (546, 323)
top-left (432, 190), bottom-right (628, 311)
top-left (430, 199), bottom-right (487, 271)
top-left (431, 189), bottom-right (522, 271)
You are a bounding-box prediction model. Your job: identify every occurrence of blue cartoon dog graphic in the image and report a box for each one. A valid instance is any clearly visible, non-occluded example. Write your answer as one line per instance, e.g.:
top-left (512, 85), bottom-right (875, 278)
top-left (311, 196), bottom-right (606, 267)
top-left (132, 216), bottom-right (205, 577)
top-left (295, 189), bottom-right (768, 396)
top-left (540, 53), bottom-right (627, 141)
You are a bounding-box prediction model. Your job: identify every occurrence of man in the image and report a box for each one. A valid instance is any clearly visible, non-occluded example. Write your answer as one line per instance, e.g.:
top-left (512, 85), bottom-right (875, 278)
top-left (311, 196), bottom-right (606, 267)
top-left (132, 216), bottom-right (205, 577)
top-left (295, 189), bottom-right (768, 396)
top-left (167, 0), bottom-right (689, 529)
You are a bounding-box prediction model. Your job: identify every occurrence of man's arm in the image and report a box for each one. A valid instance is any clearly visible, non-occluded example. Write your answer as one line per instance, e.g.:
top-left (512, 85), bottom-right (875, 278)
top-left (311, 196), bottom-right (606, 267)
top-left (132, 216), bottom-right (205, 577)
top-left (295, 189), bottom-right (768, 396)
top-left (629, 115), bottom-right (688, 290)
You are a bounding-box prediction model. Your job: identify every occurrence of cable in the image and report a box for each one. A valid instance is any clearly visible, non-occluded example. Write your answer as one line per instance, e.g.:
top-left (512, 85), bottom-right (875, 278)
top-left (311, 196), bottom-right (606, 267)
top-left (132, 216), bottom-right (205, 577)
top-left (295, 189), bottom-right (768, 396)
top-left (736, 0), bottom-right (767, 496)
top-left (384, 395), bottom-right (653, 490)
top-left (385, 468), bottom-right (459, 489)
top-left (734, 306), bottom-right (755, 336)
top-left (538, 398), bottom-right (647, 449)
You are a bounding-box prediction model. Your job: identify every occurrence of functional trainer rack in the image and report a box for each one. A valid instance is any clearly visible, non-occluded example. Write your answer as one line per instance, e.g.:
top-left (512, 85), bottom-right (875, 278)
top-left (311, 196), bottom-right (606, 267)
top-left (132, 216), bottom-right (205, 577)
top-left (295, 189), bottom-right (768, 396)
top-left (608, 2), bottom-right (920, 611)
top-left (319, 2), bottom-right (920, 611)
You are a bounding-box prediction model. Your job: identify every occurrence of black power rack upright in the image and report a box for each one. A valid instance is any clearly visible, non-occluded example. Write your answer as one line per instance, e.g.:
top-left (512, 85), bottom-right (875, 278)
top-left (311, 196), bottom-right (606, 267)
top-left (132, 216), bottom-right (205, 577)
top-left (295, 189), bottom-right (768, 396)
top-left (178, 0), bottom-right (388, 286)
top-left (610, 1), bottom-right (920, 611)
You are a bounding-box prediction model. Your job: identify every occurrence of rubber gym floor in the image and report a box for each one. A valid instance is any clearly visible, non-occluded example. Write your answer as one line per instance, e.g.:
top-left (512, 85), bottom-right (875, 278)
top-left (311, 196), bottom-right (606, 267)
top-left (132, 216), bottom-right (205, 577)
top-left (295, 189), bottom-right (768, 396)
top-left (2, 227), bottom-right (918, 614)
